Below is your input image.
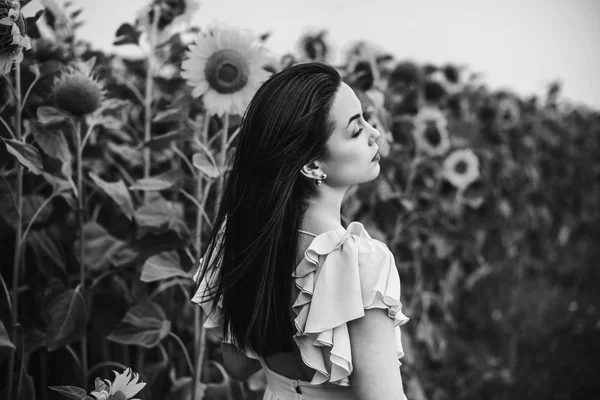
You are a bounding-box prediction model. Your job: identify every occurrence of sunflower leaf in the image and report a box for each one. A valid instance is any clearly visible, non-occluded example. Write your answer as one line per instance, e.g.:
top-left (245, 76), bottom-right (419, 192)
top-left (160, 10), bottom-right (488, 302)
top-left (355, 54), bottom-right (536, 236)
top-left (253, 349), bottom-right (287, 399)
top-left (114, 23), bottom-right (141, 46)
top-left (129, 170), bottom-right (185, 191)
top-left (49, 386), bottom-right (87, 400)
top-left (43, 287), bottom-right (88, 351)
top-left (74, 222), bottom-right (138, 271)
top-left (37, 106), bottom-right (69, 125)
top-left (152, 108), bottom-right (181, 123)
top-left (1, 138), bottom-right (43, 175)
top-left (141, 251), bottom-right (192, 282)
top-left (140, 130), bottom-right (189, 151)
top-left (107, 301), bottom-right (172, 348)
top-left (31, 125), bottom-right (72, 179)
top-left (89, 172), bottom-right (135, 220)
top-left (192, 152), bottom-right (220, 179)
top-left (134, 196), bottom-right (188, 237)
top-left (26, 230), bottom-right (69, 283)
top-left (0, 320), bottom-right (16, 365)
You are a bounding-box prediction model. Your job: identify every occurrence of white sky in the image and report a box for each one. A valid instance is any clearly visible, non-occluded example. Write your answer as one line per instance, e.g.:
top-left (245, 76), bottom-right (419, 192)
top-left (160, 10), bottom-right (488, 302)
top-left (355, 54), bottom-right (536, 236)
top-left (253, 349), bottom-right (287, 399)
top-left (24, 0), bottom-right (600, 109)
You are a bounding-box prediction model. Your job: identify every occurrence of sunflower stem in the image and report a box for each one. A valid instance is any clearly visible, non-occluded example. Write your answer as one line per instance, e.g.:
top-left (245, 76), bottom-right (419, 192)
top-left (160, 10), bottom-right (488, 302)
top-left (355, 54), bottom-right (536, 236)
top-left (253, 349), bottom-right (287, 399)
top-left (75, 118), bottom-right (89, 390)
top-left (142, 4), bottom-right (162, 203)
top-left (0, 116), bottom-right (16, 140)
top-left (169, 332), bottom-right (194, 376)
top-left (20, 75), bottom-right (40, 112)
top-left (219, 113), bottom-right (229, 197)
top-left (89, 361), bottom-right (128, 377)
top-left (192, 110), bottom-right (209, 400)
top-left (6, 64), bottom-right (23, 400)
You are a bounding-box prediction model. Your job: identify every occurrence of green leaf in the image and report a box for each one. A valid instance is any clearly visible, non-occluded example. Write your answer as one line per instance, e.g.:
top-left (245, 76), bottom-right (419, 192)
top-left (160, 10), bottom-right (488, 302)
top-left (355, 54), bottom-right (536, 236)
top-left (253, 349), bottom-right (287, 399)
top-left (31, 124), bottom-right (72, 178)
top-left (129, 178), bottom-right (171, 191)
top-left (0, 320), bottom-right (16, 365)
top-left (141, 251), bottom-right (191, 282)
top-left (99, 98), bottom-right (130, 112)
top-left (0, 194), bottom-right (54, 230)
top-left (2, 138), bottom-right (43, 175)
top-left (26, 230), bottom-right (68, 282)
top-left (42, 172), bottom-right (77, 197)
top-left (37, 106), bottom-right (68, 125)
top-left (89, 172), bottom-right (135, 220)
top-left (141, 130), bottom-right (189, 151)
top-left (107, 301), bottom-right (171, 348)
top-left (135, 195), bottom-right (188, 237)
top-left (75, 222), bottom-right (138, 271)
top-left (129, 170), bottom-right (185, 191)
top-left (38, 60), bottom-right (63, 76)
top-left (114, 23), bottom-right (141, 46)
top-left (106, 142), bottom-right (143, 167)
top-left (43, 287), bottom-right (88, 351)
top-left (49, 386), bottom-right (88, 400)
top-left (192, 152), bottom-right (220, 179)
top-left (152, 108), bottom-right (181, 123)
top-left (93, 115), bottom-right (123, 133)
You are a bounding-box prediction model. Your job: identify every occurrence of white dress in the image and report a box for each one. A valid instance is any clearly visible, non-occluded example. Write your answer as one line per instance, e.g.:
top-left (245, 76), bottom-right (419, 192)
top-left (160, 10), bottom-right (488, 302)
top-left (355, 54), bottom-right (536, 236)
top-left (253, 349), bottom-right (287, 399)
top-left (192, 221), bottom-right (410, 399)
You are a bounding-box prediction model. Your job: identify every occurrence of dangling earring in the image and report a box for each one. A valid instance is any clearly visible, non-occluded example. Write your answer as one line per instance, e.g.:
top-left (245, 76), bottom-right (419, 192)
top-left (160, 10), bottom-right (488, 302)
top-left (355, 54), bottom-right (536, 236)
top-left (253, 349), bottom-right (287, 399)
top-left (315, 173), bottom-right (327, 186)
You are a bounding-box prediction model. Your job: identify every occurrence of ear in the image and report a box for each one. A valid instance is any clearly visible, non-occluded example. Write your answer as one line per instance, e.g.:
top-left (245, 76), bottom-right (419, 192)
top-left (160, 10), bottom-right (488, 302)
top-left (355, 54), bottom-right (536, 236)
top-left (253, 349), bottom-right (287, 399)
top-left (300, 160), bottom-right (322, 180)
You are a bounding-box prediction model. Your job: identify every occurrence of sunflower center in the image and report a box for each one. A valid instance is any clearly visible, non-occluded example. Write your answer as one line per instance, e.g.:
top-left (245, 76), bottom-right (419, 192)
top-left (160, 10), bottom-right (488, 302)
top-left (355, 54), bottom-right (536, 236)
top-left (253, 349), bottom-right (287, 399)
top-left (424, 121), bottom-right (441, 146)
top-left (204, 49), bottom-right (250, 94)
top-left (454, 160), bottom-right (468, 174)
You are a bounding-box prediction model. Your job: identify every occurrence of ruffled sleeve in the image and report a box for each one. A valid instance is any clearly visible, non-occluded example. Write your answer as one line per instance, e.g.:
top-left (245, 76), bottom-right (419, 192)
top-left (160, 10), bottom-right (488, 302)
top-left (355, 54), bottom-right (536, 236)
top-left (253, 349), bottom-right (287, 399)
top-left (292, 221), bottom-right (409, 386)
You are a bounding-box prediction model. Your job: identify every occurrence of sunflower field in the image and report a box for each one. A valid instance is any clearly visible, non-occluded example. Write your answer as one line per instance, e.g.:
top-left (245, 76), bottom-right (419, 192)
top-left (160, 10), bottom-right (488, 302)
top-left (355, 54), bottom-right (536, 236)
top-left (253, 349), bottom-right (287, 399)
top-left (1, 1), bottom-right (599, 400)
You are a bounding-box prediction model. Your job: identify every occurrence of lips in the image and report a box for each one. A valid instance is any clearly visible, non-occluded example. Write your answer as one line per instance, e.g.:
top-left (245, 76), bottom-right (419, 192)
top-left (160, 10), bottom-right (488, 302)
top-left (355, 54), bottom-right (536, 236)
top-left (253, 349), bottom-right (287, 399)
top-left (372, 152), bottom-right (380, 162)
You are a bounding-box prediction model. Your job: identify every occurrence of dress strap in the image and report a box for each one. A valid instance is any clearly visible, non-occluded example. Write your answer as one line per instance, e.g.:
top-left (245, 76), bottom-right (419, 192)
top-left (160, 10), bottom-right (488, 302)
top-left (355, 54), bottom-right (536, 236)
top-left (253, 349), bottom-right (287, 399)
top-left (297, 229), bottom-right (318, 238)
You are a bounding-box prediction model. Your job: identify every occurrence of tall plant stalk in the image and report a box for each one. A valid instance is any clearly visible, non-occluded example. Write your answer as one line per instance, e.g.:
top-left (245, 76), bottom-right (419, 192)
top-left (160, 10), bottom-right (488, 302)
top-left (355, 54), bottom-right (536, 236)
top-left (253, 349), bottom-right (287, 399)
top-left (6, 64), bottom-right (23, 400)
top-left (191, 111), bottom-right (210, 400)
top-left (142, 5), bottom-right (161, 202)
top-left (219, 113), bottom-right (229, 197)
top-left (74, 119), bottom-right (88, 390)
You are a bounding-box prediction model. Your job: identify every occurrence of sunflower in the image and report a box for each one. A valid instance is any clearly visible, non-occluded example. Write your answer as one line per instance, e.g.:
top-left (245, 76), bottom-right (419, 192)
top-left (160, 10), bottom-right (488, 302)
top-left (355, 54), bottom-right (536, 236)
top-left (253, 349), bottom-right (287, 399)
top-left (53, 60), bottom-right (106, 116)
top-left (496, 97), bottom-right (520, 130)
top-left (181, 23), bottom-right (272, 116)
top-left (295, 27), bottom-right (333, 62)
top-left (412, 106), bottom-right (451, 157)
top-left (0, 0), bottom-right (31, 75)
top-left (90, 368), bottom-right (146, 400)
top-left (442, 148), bottom-right (480, 190)
top-left (343, 40), bottom-right (386, 87)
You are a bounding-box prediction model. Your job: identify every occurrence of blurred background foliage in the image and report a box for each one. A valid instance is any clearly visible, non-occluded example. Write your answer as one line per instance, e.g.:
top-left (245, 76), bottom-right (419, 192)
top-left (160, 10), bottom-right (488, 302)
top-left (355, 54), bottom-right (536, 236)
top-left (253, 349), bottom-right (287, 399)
top-left (0, 1), bottom-right (599, 399)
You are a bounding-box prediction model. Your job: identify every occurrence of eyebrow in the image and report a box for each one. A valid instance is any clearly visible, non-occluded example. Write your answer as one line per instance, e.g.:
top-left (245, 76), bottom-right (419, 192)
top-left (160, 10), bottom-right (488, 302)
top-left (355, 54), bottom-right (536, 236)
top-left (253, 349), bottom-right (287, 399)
top-left (346, 113), bottom-right (361, 128)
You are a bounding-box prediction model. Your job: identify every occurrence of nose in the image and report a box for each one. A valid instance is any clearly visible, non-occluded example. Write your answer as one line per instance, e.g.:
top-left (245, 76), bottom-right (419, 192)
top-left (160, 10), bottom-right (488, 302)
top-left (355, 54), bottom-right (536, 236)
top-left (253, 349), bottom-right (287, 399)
top-left (369, 126), bottom-right (381, 146)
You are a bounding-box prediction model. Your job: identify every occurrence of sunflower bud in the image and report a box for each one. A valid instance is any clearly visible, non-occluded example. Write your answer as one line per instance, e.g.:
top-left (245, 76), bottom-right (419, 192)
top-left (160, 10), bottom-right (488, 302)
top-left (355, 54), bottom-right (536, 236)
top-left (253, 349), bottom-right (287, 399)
top-left (53, 63), bottom-right (105, 116)
top-left (0, 0), bottom-right (31, 75)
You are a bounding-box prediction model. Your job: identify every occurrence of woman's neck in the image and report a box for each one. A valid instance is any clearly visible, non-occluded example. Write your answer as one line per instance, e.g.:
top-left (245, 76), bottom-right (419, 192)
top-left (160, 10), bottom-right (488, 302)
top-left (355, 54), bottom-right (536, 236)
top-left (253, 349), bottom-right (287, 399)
top-left (302, 185), bottom-right (349, 234)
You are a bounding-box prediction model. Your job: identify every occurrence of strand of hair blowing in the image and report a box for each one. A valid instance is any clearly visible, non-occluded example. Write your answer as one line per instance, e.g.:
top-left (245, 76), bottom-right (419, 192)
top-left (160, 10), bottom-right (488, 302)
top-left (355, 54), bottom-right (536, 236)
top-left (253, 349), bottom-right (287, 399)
top-left (195, 62), bottom-right (341, 357)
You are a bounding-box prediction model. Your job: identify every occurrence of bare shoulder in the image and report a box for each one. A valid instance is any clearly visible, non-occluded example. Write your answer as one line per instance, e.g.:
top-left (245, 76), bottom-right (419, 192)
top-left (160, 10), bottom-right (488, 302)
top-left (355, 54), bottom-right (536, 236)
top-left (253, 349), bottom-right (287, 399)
top-left (347, 308), bottom-right (405, 400)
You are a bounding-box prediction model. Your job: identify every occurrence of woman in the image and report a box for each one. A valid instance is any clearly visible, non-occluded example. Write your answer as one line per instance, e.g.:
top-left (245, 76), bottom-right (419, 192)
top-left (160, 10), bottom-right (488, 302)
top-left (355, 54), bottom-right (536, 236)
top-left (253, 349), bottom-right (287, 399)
top-left (192, 62), bottom-right (409, 400)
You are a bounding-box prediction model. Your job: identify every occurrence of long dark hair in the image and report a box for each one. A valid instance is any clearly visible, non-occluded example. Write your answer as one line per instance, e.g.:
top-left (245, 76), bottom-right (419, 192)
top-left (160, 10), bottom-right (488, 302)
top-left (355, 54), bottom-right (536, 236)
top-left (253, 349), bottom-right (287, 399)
top-left (195, 62), bottom-right (342, 356)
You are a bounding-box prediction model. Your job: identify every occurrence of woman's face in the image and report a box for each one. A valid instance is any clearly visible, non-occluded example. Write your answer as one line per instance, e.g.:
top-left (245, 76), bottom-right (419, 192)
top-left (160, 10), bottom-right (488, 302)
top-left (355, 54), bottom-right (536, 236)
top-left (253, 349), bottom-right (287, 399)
top-left (319, 82), bottom-right (382, 187)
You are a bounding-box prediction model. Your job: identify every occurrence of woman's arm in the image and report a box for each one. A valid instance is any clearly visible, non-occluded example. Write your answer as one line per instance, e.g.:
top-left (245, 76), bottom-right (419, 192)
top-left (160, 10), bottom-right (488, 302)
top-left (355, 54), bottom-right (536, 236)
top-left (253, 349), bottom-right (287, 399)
top-left (220, 342), bottom-right (262, 381)
top-left (347, 308), bottom-right (406, 400)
